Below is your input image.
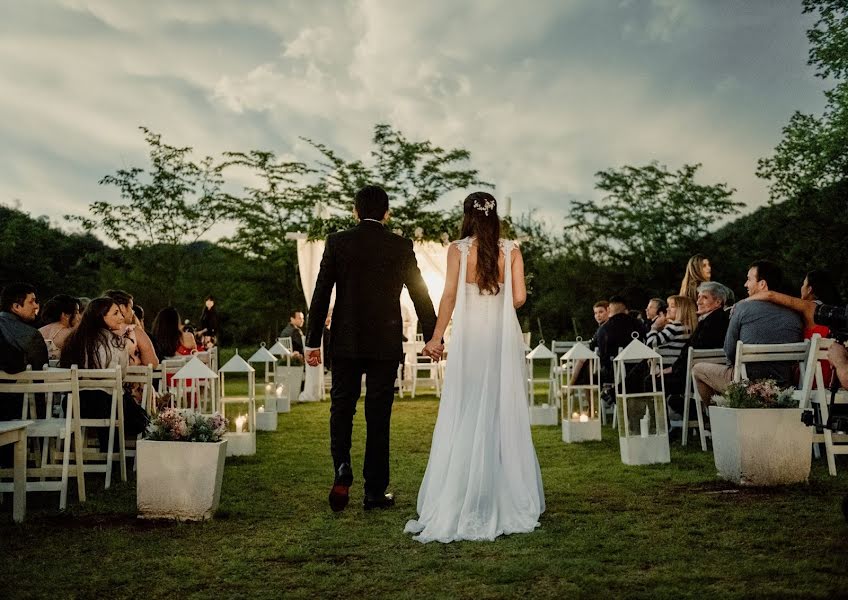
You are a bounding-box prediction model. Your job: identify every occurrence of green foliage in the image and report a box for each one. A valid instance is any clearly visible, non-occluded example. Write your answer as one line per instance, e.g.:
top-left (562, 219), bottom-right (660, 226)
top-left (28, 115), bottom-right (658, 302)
top-left (757, 0), bottom-right (848, 202)
top-left (0, 204), bottom-right (113, 299)
top-left (564, 162), bottom-right (741, 271)
top-left (218, 150), bottom-right (318, 257)
top-left (69, 127), bottom-right (229, 249)
top-left (302, 123), bottom-right (492, 240)
top-left (2, 400), bottom-right (846, 597)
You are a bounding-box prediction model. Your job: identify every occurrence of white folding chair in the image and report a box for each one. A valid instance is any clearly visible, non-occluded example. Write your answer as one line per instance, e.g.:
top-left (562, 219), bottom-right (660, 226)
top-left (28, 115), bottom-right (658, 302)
top-left (409, 356), bottom-right (441, 398)
top-left (76, 366), bottom-right (126, 488)
top-left (157, 357), bottom-right (188, 403)
top-left (796, 334), bottom-right (848, 475)
top-left (733, 340), bottom-right (810, 384)
top-left (683, 347), bottom-right (726, 450)
top-left (124, 364), bottom-right (154, 471)
top-left (0, 366), bottom-right (86, 510)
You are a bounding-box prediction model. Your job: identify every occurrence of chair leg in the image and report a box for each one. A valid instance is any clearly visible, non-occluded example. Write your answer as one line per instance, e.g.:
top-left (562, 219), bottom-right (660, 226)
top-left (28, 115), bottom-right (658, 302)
top-left (682, 388), bottom-right (691, 447)
top-left (117, 394), bottom-right (127, 483)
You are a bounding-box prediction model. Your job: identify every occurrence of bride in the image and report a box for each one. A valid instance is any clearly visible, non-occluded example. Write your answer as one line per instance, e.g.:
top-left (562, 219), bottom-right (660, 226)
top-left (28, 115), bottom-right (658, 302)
top-left (404, 192), bottom-right (545, 544)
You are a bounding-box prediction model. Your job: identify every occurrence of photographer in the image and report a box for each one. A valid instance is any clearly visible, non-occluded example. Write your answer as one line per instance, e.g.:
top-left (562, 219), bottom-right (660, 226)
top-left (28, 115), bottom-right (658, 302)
top-left (828, 343), bottom-right (848, 391)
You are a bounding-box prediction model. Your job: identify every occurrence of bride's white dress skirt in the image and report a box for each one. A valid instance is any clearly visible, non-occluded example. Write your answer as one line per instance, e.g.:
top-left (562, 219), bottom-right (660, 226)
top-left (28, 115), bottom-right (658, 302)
top-left (405, 239), bottom-right (545, 544)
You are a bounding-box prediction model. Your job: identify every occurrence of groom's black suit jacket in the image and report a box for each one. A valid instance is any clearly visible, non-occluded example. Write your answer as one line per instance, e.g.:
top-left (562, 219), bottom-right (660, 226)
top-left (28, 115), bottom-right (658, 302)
top-left (305, 221), bottom-right (437, 362)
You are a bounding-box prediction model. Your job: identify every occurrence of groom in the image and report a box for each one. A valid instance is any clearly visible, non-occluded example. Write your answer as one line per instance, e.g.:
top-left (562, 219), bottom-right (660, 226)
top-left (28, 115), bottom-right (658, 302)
top-left (304, 185), bottom-right (440, 512)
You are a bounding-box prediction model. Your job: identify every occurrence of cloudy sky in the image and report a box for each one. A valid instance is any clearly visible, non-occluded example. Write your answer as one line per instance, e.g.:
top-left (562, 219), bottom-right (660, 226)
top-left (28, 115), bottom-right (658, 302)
top-left (1, 0), bottom-right (827, 238)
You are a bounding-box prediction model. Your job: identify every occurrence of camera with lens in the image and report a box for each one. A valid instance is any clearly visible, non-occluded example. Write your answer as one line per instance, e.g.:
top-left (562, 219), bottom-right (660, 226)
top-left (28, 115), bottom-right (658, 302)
top-left (814, 303), bottom-right (848, 343)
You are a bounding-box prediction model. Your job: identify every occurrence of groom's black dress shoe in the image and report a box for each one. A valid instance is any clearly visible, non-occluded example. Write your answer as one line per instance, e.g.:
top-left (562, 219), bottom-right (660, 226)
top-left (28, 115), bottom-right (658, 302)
top-left (329, 463), bottom-right (353, 512)
top-left (363, 493), bottom-right (395, 511)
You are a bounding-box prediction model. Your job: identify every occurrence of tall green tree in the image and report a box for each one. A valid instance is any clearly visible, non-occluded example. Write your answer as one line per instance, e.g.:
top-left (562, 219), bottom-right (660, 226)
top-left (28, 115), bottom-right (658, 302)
top-left (564, 162), bottom-right (741, 269)
top-left (68, 127), bottom-right (232, 304)
top-left (757, 0), bottom-right (848, 202)
top-left (302, 124), bottom-right (493, 239)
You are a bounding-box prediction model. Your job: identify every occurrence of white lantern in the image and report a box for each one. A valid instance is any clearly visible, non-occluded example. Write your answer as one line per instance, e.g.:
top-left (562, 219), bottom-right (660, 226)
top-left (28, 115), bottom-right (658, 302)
top-left (560, 340), bottom-right (602, 443)
top-left (248, 342), bottom-right (278, 385)
top-left (172, 356), bottom-right (219, 414)
top-left (525, 342), bottom-right (558, 425)
top-left (218, 351), bottom-right (257, 455)
top-left (270, 338), bottom-right (299, 409)
top-left (613, 336), bottom-right (670, 465)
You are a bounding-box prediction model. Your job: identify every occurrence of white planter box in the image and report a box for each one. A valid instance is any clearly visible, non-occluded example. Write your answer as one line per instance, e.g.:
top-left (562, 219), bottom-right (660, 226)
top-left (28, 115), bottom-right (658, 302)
top-left (256, 410), bottom-right (278, 431)
top-left (710, 406), bottom-right (812, 486)
top-left (529, 405), bottom-right (558, 426)
top-left (562, 419), bottom-right (602, 443)
top-left (137, 439), bottom-right (226, 521)
top-left (275, 366), bottom-right (303, 405)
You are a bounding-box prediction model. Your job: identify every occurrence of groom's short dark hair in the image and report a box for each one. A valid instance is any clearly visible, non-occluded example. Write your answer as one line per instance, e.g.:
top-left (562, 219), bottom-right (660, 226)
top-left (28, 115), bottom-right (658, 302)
top-left (355, 185), bottom-right (389, 220)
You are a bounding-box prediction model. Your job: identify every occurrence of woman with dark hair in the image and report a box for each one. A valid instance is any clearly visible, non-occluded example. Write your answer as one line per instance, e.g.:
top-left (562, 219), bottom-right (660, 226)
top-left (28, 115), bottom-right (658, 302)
top-left (151, 307), bottom-right (196, 358)
top-left (679, 254), bottom-right (712, 303)
top-left (406, 191), bottom-right (544, 544)
top-left (60, 298), bottom-right (149, 446)
top-left (38, 294), bottom-right (81, 360)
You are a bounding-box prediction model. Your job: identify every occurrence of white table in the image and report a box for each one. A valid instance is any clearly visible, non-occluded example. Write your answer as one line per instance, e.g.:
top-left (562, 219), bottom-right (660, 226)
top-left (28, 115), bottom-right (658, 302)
top-left (0, 420), bottom-right (32, 522)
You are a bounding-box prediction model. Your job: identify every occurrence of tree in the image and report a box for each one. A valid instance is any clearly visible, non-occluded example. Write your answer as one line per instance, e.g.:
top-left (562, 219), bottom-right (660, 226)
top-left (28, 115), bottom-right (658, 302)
top-left (302, 124), bottom-right (492, 239)
top-left (218, 151), bottom-right (318, 257)
top-left (756, 0), bottom-right (848, 202)
top-left (68, 127), bottom-right (232, 304)
top-left (564, 162), bottom-right (741, 269)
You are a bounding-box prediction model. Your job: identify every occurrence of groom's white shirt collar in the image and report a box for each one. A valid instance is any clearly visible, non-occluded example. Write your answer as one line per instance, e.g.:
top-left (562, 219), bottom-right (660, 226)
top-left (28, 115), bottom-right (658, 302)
top-left (361, 218), bottom-right (383, 225)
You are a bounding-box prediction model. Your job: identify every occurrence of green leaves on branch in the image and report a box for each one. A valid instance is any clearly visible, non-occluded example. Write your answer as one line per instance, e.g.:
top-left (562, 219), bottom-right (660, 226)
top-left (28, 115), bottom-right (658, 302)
top-left (67, 127), bottom-right (230, 250)
top-left (564, 162), bottom-right (741, 268)
top-left (757, 0), bottom-right (848, 202)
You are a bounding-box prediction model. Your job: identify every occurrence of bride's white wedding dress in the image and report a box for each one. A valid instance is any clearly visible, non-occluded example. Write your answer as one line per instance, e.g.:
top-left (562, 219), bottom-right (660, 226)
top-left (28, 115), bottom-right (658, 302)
top-left (404, 238), bottom-right (545, 544)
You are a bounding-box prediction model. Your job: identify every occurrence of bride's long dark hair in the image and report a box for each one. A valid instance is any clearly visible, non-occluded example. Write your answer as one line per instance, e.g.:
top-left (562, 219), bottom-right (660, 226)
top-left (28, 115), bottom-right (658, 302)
top-left (460, 191), bottom-right (501, 295)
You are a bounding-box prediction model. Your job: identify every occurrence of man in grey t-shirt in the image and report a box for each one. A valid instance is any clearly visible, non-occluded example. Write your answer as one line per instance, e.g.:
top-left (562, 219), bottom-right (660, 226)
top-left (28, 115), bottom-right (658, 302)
top-left (693, 260), bottom-right (803, 403)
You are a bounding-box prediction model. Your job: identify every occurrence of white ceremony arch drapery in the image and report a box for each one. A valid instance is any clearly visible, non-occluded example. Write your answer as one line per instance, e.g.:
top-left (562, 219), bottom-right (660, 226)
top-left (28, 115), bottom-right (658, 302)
top-left (295, 238), bottom-right (450, 401)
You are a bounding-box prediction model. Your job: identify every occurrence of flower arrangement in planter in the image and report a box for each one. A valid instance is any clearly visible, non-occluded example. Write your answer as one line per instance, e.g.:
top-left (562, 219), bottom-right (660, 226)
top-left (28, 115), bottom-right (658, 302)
top-left (137, 409), bottom-right (229, 521)
top-left (145, 408), bottom-right (228, 442)
top-left (712, 379), bottom-right (798, 409)
top-left (709, 378), bottom-right (811, 486)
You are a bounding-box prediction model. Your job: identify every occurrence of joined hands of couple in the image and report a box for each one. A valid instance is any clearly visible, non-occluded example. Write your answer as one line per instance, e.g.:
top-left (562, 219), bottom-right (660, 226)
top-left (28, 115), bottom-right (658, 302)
top-left (305, 339), bottom-right (445, 367)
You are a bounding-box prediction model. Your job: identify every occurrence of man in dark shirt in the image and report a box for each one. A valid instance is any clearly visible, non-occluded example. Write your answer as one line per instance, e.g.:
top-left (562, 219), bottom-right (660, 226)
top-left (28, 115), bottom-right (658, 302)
top-left (593, 295), bottom-right (643, 385)
top-left (0, 282), bottom-right (49, 422)
top-left (280, 310), bottom-right (305, 359)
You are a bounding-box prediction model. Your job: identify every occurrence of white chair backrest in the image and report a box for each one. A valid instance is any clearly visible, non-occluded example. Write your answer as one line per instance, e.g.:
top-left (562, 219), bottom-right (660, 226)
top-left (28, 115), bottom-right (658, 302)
top-left (733, 340), bottom-right (809, 383)
top-left (0, 366), bottom-right (80, 418)
top-left (125, 364), bottom-right (154, 412)
top-left (797, 334), bottom-right (835, 409)
top-left (690, 347), bottom-right (726, 365)
top-left (209, 346), bottom-right (219, 372)
top-left (193, 351), bottom-right (211, 366)
top-left (76, 366), bottom-right (122, 391)
top-left (280, 337), bottom-right (294, 353)
top-left (551, 340), bottom-right (577, 357)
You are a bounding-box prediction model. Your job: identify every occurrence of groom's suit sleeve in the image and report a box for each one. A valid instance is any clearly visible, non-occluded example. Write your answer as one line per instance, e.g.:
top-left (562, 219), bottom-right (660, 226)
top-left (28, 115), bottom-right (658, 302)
top-left (305, 234), bottom-right (337, 349)
top-left (402, 238), bottom-right (437, 342)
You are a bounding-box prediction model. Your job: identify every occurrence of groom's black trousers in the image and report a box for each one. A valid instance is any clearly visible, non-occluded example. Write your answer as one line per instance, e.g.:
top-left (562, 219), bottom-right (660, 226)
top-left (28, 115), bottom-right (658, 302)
top-left (329, 357), bottom-right (398, 497)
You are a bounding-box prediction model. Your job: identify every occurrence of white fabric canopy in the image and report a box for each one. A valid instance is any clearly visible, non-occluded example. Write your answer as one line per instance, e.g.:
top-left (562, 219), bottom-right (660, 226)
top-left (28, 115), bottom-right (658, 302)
top-left (295, 238), bottom-right (450, 400)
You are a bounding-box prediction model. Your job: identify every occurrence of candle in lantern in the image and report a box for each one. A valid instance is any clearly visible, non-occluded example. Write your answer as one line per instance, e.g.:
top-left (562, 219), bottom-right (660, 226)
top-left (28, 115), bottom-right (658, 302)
top-left (275, 385), bottom-right (285, 398)
top-left (258, 406), bottom-right (265, 413)
top-left (235, 415), bottom-right (246, 434)
top-left (640, 406), bottom-right (650, 438)
top-left (571, 412), bottom-right (580, 422)
top-left (579, 413), bottom-right (589, 423)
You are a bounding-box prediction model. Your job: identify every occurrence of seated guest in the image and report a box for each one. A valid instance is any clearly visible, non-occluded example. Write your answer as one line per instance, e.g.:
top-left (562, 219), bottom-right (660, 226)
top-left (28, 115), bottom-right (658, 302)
top-left (679, 254), bottom-right (712, 303)
top-left (644, 297), bottom-right (667, 335)
top-left (592, 300), bottom-right (609, 328)
top-left (664, 282), bottom-right (732, 412)
top-left (692, 260), bottom-right (803, 407)
top-left (280, 309), bottom-right (305, 359)
top-left (103, 290), bottom-right (159, 367)
top-left (593, 295), bottom-right (643, 385)
top-left (198, 295), bottom-right (220, 349)
top-left (569, 300), bottom-right (611, 384)
top-left (151, 307), bottom-right (196, 358)
top-left (38, 294), bottom-right (82, 361)
top-left (646, 295), bottom-right (697, 370)
top-left (0, 282), bottom-right (48, 375)
top-left (60, 298), bottom-right (149, 447)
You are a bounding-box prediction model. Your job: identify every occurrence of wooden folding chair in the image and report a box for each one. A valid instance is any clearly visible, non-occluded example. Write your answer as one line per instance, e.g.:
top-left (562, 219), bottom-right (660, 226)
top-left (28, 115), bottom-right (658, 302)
top-left (0, 366), bottom-right (86, 510)
top-left (683, 347), bottom-right (726, 450)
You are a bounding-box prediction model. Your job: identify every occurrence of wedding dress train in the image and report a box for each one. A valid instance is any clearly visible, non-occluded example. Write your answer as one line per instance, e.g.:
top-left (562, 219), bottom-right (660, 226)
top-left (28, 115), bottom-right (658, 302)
top-left (404, 238), bottom-right (545, 543)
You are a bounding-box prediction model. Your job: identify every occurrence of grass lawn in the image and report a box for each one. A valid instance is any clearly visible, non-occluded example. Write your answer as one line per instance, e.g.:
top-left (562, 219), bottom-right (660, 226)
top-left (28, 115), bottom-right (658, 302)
top-left (2, 389), bottom-right (848, 598)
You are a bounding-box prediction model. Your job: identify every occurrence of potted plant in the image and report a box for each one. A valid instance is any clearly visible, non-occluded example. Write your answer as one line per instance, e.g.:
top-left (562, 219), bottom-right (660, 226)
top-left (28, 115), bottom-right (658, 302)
top-left (710, 379), bottom-right (812, 486)
top-left (137, 409), bottom-right (228, 520)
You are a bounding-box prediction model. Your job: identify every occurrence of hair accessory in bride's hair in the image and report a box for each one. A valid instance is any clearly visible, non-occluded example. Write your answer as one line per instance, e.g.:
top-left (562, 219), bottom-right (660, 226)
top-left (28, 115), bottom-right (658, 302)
top-left (472, 198), bottom-right (495, 217)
